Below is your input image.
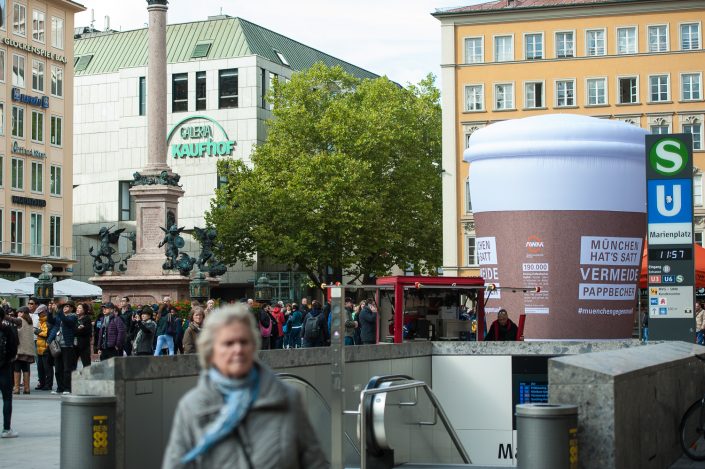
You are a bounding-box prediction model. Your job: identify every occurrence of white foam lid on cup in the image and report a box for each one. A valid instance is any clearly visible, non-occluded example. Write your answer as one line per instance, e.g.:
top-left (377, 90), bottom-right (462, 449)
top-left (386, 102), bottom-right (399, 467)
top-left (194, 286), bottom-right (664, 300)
top-left (464, 114), bottom-right (648, 213)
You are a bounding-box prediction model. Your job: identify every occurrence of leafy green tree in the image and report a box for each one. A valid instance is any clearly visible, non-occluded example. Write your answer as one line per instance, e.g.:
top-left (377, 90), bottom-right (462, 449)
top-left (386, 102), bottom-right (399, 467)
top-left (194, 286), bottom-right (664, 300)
top-left (206, 63), bottom-right (442, 289)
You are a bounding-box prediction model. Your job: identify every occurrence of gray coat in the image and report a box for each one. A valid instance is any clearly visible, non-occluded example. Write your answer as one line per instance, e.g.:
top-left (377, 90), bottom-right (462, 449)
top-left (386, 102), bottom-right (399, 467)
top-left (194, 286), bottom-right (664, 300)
top-left (162, 363), bottom-right (329, 469)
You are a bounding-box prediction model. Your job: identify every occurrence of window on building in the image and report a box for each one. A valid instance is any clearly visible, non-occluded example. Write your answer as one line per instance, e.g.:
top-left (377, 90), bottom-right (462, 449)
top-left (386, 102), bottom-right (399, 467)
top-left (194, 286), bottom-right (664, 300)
top-left (74, 54), bottom-right (92, 72)
top-left (171, 73), bottom-right (188, 112)
top-left (0, 50), bottom-right (5, 82)
top-left (11, 157), bottom-right (23, 190)
top-left (587, 78), bottom-right (607, 105)
top-left (49, 215), bottom-right (60, 257)
top-left (138, 76), bottom-right (146, 115)
top-left (31, 110), bottom-right (43, 143)
top-left (586, 29), bottom-right (606, 56)
top-left (494, 83), bottom-right (514, 110)
top-left (51, 16), bottom-right (63, 49)
top-left (556, 80), bottom-right (575, 107)
top-left (0, 210), bottom-right (3, 253)
top-left (617, 27), bottom-right (637, 54)
top-left (697, 232), bottom-right (704, 246)
top-left (274, 50), bottom-right (289, 66)
top-left (50, 115), bottom-right (62, 146)
top-left (32, 9), bottom-right (44, 43)
top-left (467, 236), bottom-right (477, 266)
top-left (682, 73), bottom-right (702, 101)
top-left (618, 77), bottom-right (638, 104)
top-left (651, 124), bottom-right (670, 134)
top-left (684, 122), bottom-right (703, 150)
top-left (51, 65), bottom-right (63, 97)
top-left (12, 54), bottom-right (24, 87)
top-left (555, 31), bottom-right (574, 58)
top-left (649, 75), bottom-right (670, 102)
top-left (261, 68), bottom-right (268, 109)
top-left (30, 161), bottom-right (42, 193)
top-left (11, 105), bottom-right (23, 138)
top-left (681, 23), bottom-right (700, 50)
top-left (31, 59), bottom-right (43, 92)
top-left (218, 68), bottom-right (238, 108)
top-left (13, 3), bottom-right (26, 36)
top-left (0, 102), bottom-right (4, 135)
top-left (268, 72), bottom-right (277, 111)
top-left (465, 84), bottom-right (484, 111)
top-left (648, 25), bottom-right (668, 52)
top-left (494, 35), bottom-right (513, 62)
top-left (191, 42), bottom-right (211, 59)
top-left (465, 178), bottom-right (472, 212)
top-left (695, 174), bottom-right (703, 206)
top-left (196, 71), bottom-right (206, 111)
top-left (119, 181), bottom-right (135, 221)
top-left (29, 212), bottom-right (42, 256)
top-left (465, 37), bottom-right (483, 63)
top-left (524, 81), bottom-right (544, 108)
top-left (50, 165), bottom-right (61, 195)
top-left (524, 33), bottom-right (543, 60)
top-left (10, 210), bottom-right (23, 254)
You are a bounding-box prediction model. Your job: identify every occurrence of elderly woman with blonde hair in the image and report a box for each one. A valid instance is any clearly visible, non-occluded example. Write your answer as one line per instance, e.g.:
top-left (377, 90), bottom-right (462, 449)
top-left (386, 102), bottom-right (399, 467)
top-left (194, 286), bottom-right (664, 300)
top-left (162, 305), bottom-right (328, 469)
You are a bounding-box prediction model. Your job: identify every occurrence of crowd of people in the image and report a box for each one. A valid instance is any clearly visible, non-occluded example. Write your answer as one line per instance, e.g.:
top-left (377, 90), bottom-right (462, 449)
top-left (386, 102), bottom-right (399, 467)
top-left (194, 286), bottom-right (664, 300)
top-left (0, 292), bottom-right (379, 440)
top-left (253, 297), bottom-right (379, 350)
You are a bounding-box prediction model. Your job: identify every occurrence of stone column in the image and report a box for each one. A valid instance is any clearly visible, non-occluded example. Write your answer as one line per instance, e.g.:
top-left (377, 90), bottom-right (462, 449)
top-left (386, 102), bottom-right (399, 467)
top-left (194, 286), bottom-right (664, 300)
top-left (144, 0), bottom-right (170, 174)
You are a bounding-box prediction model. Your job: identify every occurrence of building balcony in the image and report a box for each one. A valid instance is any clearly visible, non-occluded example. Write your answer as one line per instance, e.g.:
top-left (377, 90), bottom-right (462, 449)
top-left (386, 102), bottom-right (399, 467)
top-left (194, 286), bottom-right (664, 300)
top-left (0, 243), bottom-right (76, 262)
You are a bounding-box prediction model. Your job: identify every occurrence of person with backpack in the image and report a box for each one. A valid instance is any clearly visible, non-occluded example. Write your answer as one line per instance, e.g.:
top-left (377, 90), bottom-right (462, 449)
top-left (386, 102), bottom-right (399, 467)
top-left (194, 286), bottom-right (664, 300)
top-left (0, 305), bottom-right (20, 438)
top-left (302, 300), bottom-right (326, 348)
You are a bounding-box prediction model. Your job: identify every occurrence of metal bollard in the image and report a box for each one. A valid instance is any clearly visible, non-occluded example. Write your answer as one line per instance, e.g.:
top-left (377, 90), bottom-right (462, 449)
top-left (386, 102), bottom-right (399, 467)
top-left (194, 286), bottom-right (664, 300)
top-left (516, 403), bottom-right (578, 469)
top-left (60, 395), bottom-right (117, 469)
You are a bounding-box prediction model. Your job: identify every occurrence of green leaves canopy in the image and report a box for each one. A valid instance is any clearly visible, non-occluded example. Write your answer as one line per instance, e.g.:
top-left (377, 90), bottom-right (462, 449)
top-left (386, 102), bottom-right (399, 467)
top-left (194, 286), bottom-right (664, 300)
top-left (206, 64), bottom-right (442, 288)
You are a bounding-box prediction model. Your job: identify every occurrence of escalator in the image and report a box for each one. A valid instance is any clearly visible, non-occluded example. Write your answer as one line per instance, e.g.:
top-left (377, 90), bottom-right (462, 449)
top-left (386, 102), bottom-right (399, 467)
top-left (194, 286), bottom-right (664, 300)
top-left (280, 372), bottom-right (496, 469)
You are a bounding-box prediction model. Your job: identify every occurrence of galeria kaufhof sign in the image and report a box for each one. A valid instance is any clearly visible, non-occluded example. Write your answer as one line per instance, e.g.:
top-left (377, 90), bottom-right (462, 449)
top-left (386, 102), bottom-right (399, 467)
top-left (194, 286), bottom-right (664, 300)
top-left (167, 115), bottom-right (236, 159)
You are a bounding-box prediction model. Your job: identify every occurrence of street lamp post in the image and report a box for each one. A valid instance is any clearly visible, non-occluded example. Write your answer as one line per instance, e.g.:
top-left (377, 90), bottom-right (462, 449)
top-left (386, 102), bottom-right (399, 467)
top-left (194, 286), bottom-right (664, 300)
top-left (34, 263), bottom-right (54, 305)
top-left (189, 271), bottom-right (210, 304)
top-left (255, 274), bottom-right (273, 303)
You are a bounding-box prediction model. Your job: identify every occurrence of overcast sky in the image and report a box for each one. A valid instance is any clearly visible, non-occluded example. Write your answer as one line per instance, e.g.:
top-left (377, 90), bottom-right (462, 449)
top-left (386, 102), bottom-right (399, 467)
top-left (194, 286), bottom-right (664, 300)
top-left (74, 0), bottom-right (484, 86)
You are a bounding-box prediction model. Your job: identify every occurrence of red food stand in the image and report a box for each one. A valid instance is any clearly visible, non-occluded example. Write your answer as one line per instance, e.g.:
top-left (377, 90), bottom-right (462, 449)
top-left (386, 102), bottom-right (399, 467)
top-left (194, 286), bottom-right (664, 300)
top-left (375, 276), bottom-right (486, 343)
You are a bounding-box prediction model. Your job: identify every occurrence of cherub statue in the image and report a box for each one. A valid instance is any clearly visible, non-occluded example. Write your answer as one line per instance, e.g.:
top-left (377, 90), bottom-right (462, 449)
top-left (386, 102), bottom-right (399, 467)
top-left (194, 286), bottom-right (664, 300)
top-left (159, 224), bottom-right (186, 271)
top-left (88, 226), bottom-right (126, 274)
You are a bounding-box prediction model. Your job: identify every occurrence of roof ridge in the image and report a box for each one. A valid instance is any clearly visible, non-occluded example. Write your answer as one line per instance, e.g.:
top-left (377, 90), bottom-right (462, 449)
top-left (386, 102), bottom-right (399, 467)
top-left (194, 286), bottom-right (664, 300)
top-left (235, 17), bottom-right (379, 78)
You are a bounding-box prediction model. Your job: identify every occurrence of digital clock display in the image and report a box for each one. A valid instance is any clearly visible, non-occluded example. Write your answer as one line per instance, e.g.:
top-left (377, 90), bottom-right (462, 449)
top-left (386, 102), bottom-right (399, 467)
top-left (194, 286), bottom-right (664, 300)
top-left (648, 248), bottom-right (693, 261)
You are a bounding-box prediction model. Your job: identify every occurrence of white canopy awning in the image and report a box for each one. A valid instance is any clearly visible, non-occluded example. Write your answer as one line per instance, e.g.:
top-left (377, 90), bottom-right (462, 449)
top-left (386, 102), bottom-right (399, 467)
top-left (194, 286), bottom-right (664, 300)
top-left (11, 277), bottom-right (38, 297)
top-left (0, 278), bottom-right (28, 296)
top-left (53, 279), bottom-right (102, 298)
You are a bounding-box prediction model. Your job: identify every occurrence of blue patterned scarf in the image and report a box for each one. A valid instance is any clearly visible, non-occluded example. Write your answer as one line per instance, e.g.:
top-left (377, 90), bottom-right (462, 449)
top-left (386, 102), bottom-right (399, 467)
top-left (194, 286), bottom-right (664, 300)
top-left (181, 366), bottom-right (260, 464)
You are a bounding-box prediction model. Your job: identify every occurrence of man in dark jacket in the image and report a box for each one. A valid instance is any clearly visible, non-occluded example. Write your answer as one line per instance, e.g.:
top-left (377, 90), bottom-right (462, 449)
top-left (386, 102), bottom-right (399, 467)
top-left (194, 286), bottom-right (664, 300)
top-left (55, 302), bottom-right (78, 394)
top-left (484, 309), bottom-right (519, 341)
top-left (119, 297), bottom-right (135, 356)
top-left (96, 303), bottom-right (126, 361)
top-left (0, 307), bottom-right (19, 438)
top-left (359, 299), bottom-right (378, 345)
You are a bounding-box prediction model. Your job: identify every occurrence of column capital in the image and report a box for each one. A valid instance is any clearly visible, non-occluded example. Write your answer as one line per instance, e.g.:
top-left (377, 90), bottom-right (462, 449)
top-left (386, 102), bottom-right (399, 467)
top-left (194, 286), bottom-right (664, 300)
top-left (146, 0), bottom-right (168, 7)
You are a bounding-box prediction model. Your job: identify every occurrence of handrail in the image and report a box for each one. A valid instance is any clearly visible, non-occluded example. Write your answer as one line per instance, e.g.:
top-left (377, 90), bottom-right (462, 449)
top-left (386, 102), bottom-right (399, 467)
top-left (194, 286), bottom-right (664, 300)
top-left (359, 378), bottom-right (471, 469)
top-left (277, 372), bottom-right (361, 456)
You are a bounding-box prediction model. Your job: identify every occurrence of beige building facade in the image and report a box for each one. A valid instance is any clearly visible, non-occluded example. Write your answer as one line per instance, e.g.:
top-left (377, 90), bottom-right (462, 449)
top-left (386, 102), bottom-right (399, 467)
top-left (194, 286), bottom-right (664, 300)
top-left (434, 0), bottom-right (705, 276)
top-left (0, 0), bottom-right (83, 279)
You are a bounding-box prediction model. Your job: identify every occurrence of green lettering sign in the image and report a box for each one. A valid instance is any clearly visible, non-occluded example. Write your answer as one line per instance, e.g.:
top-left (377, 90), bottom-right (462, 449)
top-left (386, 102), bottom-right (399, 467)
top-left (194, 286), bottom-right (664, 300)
top-left (167, 115), bottom-right (237, 160)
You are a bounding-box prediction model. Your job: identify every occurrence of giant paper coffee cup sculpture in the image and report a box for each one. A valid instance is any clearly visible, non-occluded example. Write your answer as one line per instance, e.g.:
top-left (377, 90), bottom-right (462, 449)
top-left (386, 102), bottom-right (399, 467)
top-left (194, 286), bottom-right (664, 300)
top-left (465, 114), bottom-right (647, 339)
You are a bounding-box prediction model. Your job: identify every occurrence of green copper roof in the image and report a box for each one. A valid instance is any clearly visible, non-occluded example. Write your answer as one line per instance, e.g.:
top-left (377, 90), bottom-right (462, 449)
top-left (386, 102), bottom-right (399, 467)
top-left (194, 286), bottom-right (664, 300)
top-left (74, 17), bottom-right (378, 79)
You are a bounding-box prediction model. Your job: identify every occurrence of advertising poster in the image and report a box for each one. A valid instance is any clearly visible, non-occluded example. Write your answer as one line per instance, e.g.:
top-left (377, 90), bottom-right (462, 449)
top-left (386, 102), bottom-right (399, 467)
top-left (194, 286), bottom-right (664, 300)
top-left (476, 212), bottom-right (644, 339)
